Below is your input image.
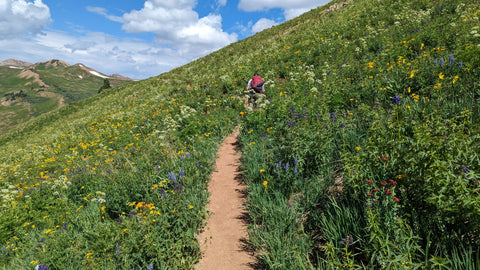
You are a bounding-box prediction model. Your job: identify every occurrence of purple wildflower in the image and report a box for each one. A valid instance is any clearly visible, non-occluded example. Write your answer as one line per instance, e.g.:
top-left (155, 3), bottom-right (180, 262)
top-left (276, 161), bottom-right (282, 169)
top-left (460, 165), bottom-right (469, 174)
top-left (185, 152), bottom-right (190, 158)
top-left (37, 264), bottom-right (48, 270)
top-left (179, 170), bottom-right (185, 180)
top-left (434, 59), bottom-right (438, 66)
top-left (339, 235), bottom-right (354, 246)
top-left (294, 157), bottom-right (298, 166)
top-left (449, 54), bottom-right (454, 66)
top-left (148, 264), bottom-right (153, 270)
top-left (340, 123), bottom-right (346, 128)
top-left (196, 161), bottom-right (203, 167)
top-left (115, 244), bottom-right (120, 255)
top-left (262, 132), bottom-right (267, 138)
top-left (460, 61), bottom-right (463, 68)
top-left (160, 189), bottom-right (167, 199)
top-left (168, 172), bottom-right (177, 183)
top-left (440, 58), bottom-right (445, 65)
top-left (293, 168), bottom-right (298, 175)
top-left (285, 162), bottom-right (290, 171)
top-left (391, 95), bottom-right (401, 104)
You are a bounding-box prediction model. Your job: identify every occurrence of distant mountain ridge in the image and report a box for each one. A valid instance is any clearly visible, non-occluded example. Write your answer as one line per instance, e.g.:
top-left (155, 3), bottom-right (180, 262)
top-left (0, 58), bottom-right (33, 68)
top-left (0, 58), bottom-right (133, 133)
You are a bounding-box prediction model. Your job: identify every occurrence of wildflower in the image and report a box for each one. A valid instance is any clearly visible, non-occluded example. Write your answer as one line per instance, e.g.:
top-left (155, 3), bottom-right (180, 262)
top-left (276, 161), bottom-right (282, 169)
top-left (168, 172), bottom-right (177, 183)
top-left (293, 168), bottom-right (298, 175)
top-left (285, 162), bottom-right (290, 171)
top-left (394, 196), bottom-right (401, 203)
top-left (452, 75), bottom-right (459, 84)
top-left (439, 72), bottom-right (445, 79)
top-left (294, 157), bottom-right (298, 166)
top-left (388, 179), bottom-right (397, 186)
top-left (148, 264), bottom-right (153, 270)
top-left (385, 189), bottom-right (392, 195)
top-left (340, 123), bottom-right (346, 128)
top-left (189, 205), bottom-right (194, 209)
top-left (373, 199), bottom-right (378, 203)
top-left (339, 235), bottom-right (354, 246)
top-left (367, 193), bottom-right (373, 197)
top-left (409, 69), bottom-right (418, 78)
top-left (259, 169), bottom-right (265, 173)
top-left (366, 179), bottom-right (373, 185)
top-left (391, 95), bottom-right (401, 104)
top-left (355, 146), bottom-right (361, 151)
top-left (262, 180), bottom-right (268, 189)
top-left (449, 54), bottom-right (455, 66)
top-left (115, 244), bottom-right (120, 255)
top-left (460, 165), bottom-right (469, 174)
top-left (35, 264), bottom-right (48, 270)
top-left (380, 181), bottom-right (387, 186)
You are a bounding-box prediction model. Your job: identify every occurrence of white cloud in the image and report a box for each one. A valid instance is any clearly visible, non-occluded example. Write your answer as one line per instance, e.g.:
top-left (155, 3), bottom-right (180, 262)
top-left (118, 0), bottom-right (237, 57)
top-left (217, 0), bottom-right (227, 6)
top-left (86, 6), bottom-right (123, 23)
top-left (238, 0), bottom-right (328, 20)
top-left (252, 18), bottom-right (278, 33)
top-left (0, 0), bottom-right (51, 38)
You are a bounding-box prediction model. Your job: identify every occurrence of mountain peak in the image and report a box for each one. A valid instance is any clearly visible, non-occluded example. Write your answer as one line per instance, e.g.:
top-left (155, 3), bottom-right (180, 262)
top-left (38, 59), bottom-right (71, 68)
top-left (0, 58), bottom-right (33, 68)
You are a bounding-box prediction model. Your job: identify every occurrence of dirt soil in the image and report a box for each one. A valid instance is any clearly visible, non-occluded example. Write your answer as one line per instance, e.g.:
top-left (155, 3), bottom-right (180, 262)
top-left (195, 130), bottom-right (255, 270)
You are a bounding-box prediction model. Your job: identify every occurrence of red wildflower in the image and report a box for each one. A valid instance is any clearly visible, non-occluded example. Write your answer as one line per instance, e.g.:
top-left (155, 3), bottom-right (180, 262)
top-left (373, 200), bottom-right (378, 203)
top-left (367, 193), bottom-right (373, 197)
top-left (393, 196), bottom-right (401, 203)
top-left (380, 156), bottom-right (389, 162)
top-left (372, 188), bottom-right (379, 193)
top-left (385, 189), bottom-right (392, 195)
top-left (366, 179), bottom-right (373, 185)
top-left (389, 179), bottom-right (397, 186)
top-left (380, 181), bottom-right (387, 186)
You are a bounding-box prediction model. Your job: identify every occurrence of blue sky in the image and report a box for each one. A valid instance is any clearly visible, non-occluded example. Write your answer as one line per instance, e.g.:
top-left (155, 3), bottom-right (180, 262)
top-left (0, 0), bottom-right (330, 79)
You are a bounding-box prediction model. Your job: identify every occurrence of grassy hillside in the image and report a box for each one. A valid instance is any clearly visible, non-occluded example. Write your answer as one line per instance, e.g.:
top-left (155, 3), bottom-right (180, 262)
top-left (1, 0), bottom-right (480, 268)
top-left (0, 60), bottom-right (131, 134)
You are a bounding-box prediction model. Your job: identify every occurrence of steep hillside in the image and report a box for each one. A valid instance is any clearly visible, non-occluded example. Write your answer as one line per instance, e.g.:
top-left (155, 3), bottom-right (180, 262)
top-left (0, 0), bottom-right (479, 268)
top-left (0, 59), bottom-right (132, 134)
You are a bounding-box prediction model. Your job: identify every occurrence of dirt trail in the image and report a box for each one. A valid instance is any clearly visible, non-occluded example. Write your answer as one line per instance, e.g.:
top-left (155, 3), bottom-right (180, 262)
top-left (196, 130), bottom-right (255, 270)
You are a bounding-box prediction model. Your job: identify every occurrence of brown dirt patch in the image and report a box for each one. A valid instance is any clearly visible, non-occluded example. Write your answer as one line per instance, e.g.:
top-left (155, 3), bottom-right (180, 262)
top-left (196, 130), bottom-right (255, 270)
top-left (18, 69), bottom-right (47, 87)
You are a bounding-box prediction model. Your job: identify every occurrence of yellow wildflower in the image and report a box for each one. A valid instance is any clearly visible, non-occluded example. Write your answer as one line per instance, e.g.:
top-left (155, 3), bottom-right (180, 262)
top-left (439, 72), bottom-right (445, 79)
top-left (452, 75), bottom-right (459, 84)
top-left (262, 181), bottom-right (268, 189)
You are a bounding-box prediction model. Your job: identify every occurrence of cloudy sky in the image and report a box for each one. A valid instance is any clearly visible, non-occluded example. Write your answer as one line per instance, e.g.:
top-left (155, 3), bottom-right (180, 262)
top-left (0, 0), bottom-right (329, 79)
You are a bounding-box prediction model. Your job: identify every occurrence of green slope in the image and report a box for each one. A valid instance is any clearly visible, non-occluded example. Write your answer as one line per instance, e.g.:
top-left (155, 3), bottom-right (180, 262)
top-left (0, 0), bottom-right (480, 268)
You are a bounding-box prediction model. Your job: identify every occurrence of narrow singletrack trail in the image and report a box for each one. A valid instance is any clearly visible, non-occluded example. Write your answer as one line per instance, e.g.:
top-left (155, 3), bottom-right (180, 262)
top-left (195, 130), bottom-right (255, 270)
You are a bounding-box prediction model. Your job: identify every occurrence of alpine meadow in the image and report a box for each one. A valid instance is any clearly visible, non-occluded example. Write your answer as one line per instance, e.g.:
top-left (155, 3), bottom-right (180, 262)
top-left (1, 0), bottom-right (480, 269)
